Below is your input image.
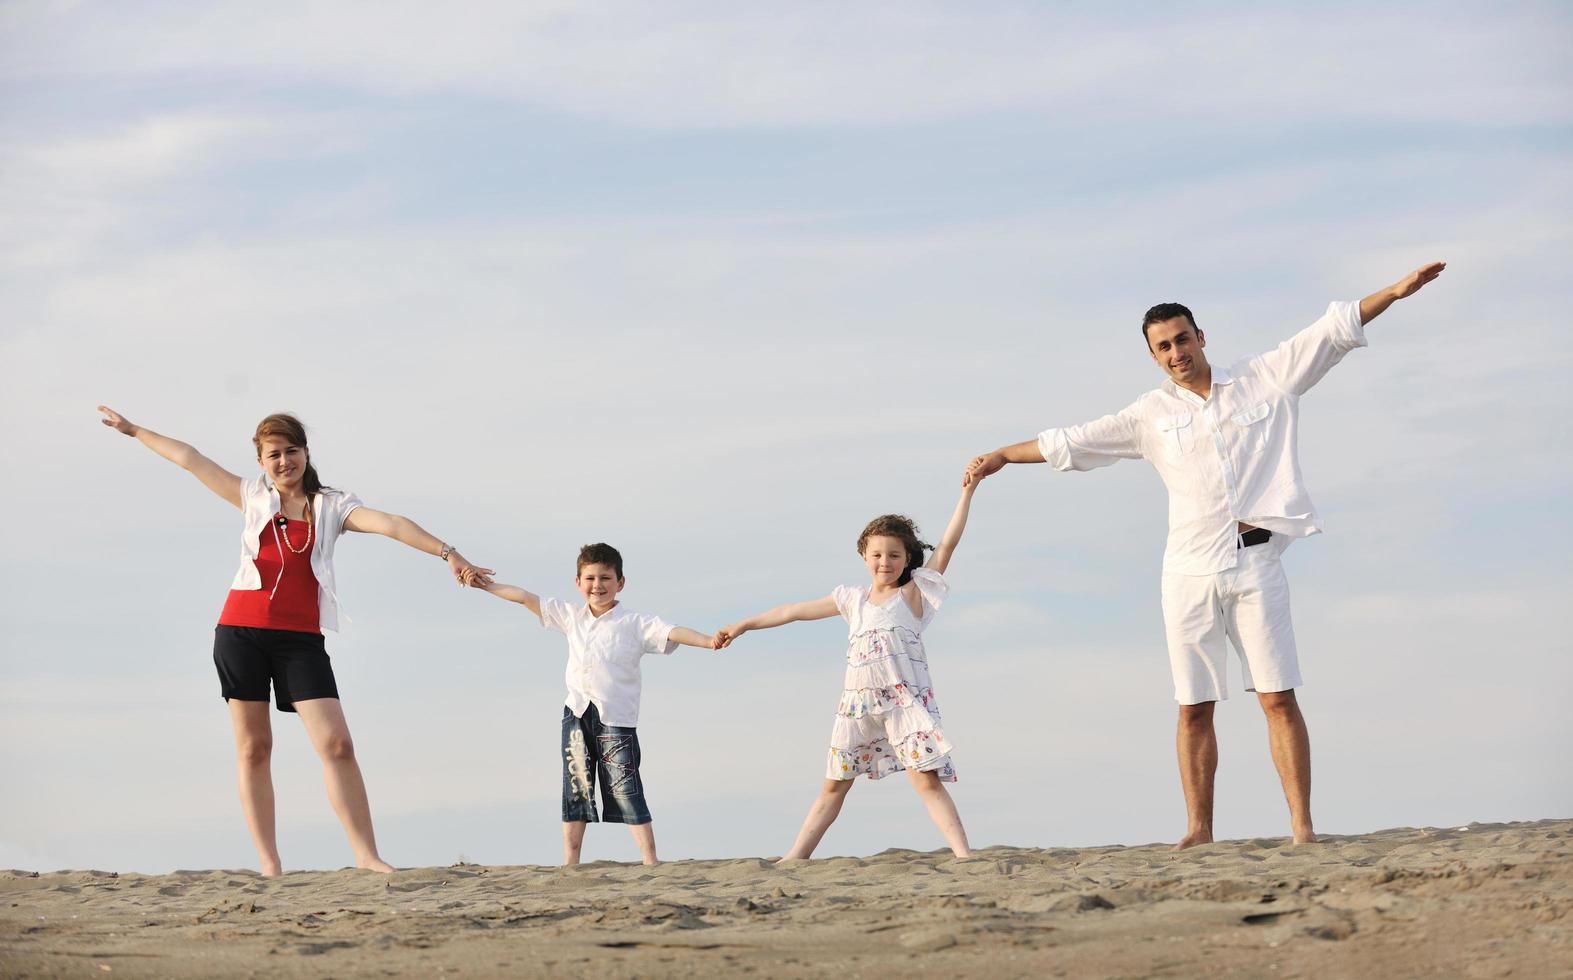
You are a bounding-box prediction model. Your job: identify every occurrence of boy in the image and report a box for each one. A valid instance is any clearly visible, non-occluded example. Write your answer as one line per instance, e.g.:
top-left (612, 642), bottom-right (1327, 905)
top-left (471, 542), bottom-right (716, 865)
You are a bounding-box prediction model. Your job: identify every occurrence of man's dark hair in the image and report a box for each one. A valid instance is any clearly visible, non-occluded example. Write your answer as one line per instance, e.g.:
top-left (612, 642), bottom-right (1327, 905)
top-left (1141, 303), bottom-right (1198, 346)
top-left (576, 542), bottom-right (624, 580)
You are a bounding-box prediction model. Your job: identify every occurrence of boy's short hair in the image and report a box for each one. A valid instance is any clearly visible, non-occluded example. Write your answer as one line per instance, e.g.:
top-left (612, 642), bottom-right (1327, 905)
top-left (576, 542), bottom-right (624, 580)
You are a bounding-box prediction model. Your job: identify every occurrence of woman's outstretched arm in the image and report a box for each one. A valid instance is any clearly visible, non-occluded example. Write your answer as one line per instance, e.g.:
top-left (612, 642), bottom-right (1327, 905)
top-left (715, 595), bottom-right (839, 648)
top-left (925, 480), bottom-right (977, 575)
top-left (341, 507), bottom-right (494, 587)
top-left (97, 405), bottom-right (244, 509)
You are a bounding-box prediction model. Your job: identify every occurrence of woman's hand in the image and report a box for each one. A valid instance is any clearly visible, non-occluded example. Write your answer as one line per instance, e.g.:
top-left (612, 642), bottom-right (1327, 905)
top-left (97, 405), bottom-right (138, 437)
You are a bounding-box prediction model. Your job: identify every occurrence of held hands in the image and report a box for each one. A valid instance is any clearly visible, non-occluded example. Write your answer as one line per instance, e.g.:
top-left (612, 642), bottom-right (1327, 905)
top-left (963, 451), bottom-right (1005, 488)
top-left (97, 405), bottom-right (137, 436)
top-left (713, 623), bottom-right (748, 649)
top-left (449, 551), bottom-right (495, 589)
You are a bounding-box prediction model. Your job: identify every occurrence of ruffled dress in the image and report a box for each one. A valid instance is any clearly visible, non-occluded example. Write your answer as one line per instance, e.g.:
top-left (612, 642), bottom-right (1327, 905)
top-left (826, 567), bottom-right (956, 782)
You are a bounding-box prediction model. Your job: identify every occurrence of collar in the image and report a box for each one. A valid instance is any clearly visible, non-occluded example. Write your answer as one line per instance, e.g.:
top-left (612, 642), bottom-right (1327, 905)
top-left (1162, 363), bottom-right (1234, 401)
top-left (576, 601), bottom-right (624, 622)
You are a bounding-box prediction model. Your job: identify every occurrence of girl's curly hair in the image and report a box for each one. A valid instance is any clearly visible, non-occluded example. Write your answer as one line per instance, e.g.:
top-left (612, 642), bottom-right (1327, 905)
top-left (856, 514), bottom-right (932, 586)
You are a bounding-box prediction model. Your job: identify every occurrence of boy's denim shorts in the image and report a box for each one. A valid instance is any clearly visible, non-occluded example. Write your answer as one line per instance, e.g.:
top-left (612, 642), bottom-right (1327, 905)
top-left (561, 703), bottom-right (652, 825)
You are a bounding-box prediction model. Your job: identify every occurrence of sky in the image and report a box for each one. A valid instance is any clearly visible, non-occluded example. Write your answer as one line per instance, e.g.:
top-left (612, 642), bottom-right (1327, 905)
top-left (1, 1), bottom-right (1570, 873)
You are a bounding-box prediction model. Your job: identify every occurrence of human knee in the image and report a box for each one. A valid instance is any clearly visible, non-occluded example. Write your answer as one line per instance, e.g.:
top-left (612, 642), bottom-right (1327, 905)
top-left (1258, 691), bottom-right (1300, 719)
top-left (1178, 702), bottom-right (1216, 731)
top-left (236, 734), bottom-right (273, 766)
top-left (319, 732), bottom-right (356, 762)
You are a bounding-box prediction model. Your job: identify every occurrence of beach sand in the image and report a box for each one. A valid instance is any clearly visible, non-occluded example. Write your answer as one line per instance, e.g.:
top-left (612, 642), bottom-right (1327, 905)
top-left (3, 819), bottom-right (1569, 978)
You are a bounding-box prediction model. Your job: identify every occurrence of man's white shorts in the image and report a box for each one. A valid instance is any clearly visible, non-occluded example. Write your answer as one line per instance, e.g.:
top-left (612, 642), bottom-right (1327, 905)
top-left (1160, 542), bottom-right (1301, 705)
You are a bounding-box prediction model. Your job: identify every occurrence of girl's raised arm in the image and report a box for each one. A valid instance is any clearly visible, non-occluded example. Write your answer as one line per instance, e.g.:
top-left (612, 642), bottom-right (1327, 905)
top-left (716, 595), bottom-right (839, 648)
top-left (341, 507), bottom-right (493, 587)
top-left (98, 405), bottom-right (244, 509)
top-left (925, 481), bottom-right (977, 575)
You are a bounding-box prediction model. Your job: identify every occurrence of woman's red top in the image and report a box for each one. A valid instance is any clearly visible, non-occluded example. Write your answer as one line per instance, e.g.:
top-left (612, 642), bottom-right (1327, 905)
top-left (217, 515), bottom-right (321, 634)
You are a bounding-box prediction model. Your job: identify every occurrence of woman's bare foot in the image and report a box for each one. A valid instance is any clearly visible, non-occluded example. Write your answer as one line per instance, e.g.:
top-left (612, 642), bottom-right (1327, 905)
top-left (357, 856), bottom-right (396, 873)
top-left (259, 860), bottom-right (284, 878)
top-left (1170, 831), bottom-right (1214, 852)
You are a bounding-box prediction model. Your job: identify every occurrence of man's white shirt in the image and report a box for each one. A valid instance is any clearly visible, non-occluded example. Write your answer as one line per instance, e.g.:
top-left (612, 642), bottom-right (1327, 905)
top-left (1036, 301), bottom-right (1367, 576)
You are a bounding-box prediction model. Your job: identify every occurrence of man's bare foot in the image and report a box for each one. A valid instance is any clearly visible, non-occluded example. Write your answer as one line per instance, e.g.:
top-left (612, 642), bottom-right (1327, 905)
top-left (357, 857), bottom-right (396, 873)
top-left (1291, 826), bottom-right (1318, 845)
top-left (641, 857), bottom-right (661, 867)
top-left (1170, 831), bottom-right (1214, 852)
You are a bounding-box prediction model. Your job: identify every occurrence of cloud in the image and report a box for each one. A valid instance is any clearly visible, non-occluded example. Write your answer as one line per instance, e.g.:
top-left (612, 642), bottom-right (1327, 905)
top-left (3, 3), bottom-right (1569, 129)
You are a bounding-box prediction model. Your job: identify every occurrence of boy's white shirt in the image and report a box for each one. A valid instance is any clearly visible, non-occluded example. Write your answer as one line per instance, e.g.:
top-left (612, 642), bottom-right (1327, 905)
top-left (538, 598), bottom-right (677, 727)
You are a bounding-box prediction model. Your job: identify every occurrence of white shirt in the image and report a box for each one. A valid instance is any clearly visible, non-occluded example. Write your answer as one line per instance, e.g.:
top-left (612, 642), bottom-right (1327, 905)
top-left (230, 475), bottom-right (363, 631)
top-left (538, 598), bottom-right (677, 727)
top-left (1037, 300), bottom-right (1368, 576)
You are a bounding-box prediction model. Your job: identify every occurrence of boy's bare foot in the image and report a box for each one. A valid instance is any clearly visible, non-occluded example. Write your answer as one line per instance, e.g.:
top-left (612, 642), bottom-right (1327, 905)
top-left (1170, 831), bottom-right (1213, 852)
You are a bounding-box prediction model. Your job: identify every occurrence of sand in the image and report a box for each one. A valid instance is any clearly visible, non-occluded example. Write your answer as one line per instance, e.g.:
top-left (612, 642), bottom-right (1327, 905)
top-left (3, 819), bottom-right (1570, 978)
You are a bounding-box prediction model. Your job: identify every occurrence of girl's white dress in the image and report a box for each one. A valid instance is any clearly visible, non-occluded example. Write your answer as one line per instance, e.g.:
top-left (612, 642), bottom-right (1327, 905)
top-left (827, 567), bottom-right (956, 782)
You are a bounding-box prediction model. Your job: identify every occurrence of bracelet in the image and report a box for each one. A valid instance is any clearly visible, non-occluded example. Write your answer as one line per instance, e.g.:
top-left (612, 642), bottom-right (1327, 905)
top-left (439, 544), bottom-right (455, 561)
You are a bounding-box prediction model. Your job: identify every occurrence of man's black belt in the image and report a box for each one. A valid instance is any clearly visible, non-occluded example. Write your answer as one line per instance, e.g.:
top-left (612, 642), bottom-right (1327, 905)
top-left (1238, 527), bottom-right (1272, 548)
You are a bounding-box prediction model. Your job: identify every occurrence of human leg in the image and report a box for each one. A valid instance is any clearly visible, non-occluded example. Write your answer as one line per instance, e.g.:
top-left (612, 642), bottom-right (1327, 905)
top-left (780, 778), bottom-right (855, 861)
top-left (905, 768), bottom-right (971, 857)
top-left (1173, 700), bottom-right (1218, 851)
top-left (1226, 547), bottom-right (1313, 842)
top-left (1161, 571), bottom-right (1228, 850)
top-left (226, 699), bottom-right (282, 876)
top-left (562, 821), bottom-right (588, 865)
top-left (590, 720), bottom-right (657, 865)
top-left (560, 706), bottom-right (600, 864)
top-left (293, 698), bottom-right (394, 873)
top-left (1258, 690), bottom-right (1315, 843)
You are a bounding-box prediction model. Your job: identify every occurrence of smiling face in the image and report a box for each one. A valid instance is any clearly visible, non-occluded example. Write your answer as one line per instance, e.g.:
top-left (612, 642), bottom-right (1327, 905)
top-left (1146, 315), bottom-right (1210, 387)
top-left (256, 435), bottom-right (308, 491)
top-left (861, 534), bottom-right (910, 590)
top-left (576, 562), bottom-right (625, 612)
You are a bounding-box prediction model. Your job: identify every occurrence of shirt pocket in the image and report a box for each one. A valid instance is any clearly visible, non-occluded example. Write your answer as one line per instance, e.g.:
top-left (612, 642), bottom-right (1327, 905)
top-left (1231, 401), bottom-right (1272, 454)
top-left (1155, 412), bottom-right (1195, 459)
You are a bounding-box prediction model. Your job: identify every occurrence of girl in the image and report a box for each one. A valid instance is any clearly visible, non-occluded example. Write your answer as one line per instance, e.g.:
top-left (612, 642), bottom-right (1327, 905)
top-left (96, 406), bottom-right (492, 875)
top-left (716, 481), bottom-right (976, 860)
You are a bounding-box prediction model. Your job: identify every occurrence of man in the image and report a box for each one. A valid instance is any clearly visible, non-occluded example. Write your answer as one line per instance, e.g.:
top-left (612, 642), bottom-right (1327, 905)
top-left (965, 262), bottom-right (1445, 849)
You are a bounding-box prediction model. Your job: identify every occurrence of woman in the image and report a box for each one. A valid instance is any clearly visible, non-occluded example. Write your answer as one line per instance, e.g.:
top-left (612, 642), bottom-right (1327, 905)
top-left (97, 406), bottom-right (491, 875)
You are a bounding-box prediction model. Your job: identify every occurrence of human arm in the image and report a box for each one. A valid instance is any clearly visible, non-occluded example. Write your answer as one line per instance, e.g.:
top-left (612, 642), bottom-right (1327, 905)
top-left (340, 506), bottom-right (494, 587)
top-left (668, 626), bottom-right (718, 650)
top-left (967, 403), bottom-right (1144, 487)
top-left (474, 580), bottom-right (542, 617)
top-left (925, 481), bottom-right (976, 574)
top-left (715, 595), bottom-right (840, 648)
top-left (1257, 262), bottom-right (1447, 396)
top-left (963, 439), bottom-right (1045, 487)
top-left (96, 406), bottom-right (244, 508)
top-left (1358, 262), bottom-right (1446, 325)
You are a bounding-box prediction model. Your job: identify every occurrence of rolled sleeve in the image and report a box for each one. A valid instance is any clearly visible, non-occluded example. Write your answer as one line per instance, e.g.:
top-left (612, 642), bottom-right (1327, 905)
top-left (332, 490), bottom-right (365, 535)
top-left (538, 596), bottom-right (573, 633)
top-left (1038, 403), bottom-right (1144, 472)
top-left (1258, 300), bottom-right (1368, 396)
top-left (639, 613), bottom-right (677, 655)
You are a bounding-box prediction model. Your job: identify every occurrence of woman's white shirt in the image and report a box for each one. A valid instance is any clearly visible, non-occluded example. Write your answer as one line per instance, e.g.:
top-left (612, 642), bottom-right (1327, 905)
top-left (229, 475), bottom-right (364, 631)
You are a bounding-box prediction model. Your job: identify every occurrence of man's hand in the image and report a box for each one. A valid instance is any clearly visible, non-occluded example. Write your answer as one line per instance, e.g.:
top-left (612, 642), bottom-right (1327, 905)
top-left (1392, 261), bottom-right (1446, 300)
top-left (1361, 261), bottom-right (1446, 324)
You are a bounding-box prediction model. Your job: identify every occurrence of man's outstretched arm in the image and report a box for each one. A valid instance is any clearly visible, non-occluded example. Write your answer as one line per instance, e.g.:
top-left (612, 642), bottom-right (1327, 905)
top-left (1359, 262), bottom-right (1446, 325)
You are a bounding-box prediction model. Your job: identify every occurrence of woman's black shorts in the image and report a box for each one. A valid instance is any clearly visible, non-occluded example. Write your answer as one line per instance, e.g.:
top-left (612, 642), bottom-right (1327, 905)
top-left (213, 626), bottom-right (339, 713)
